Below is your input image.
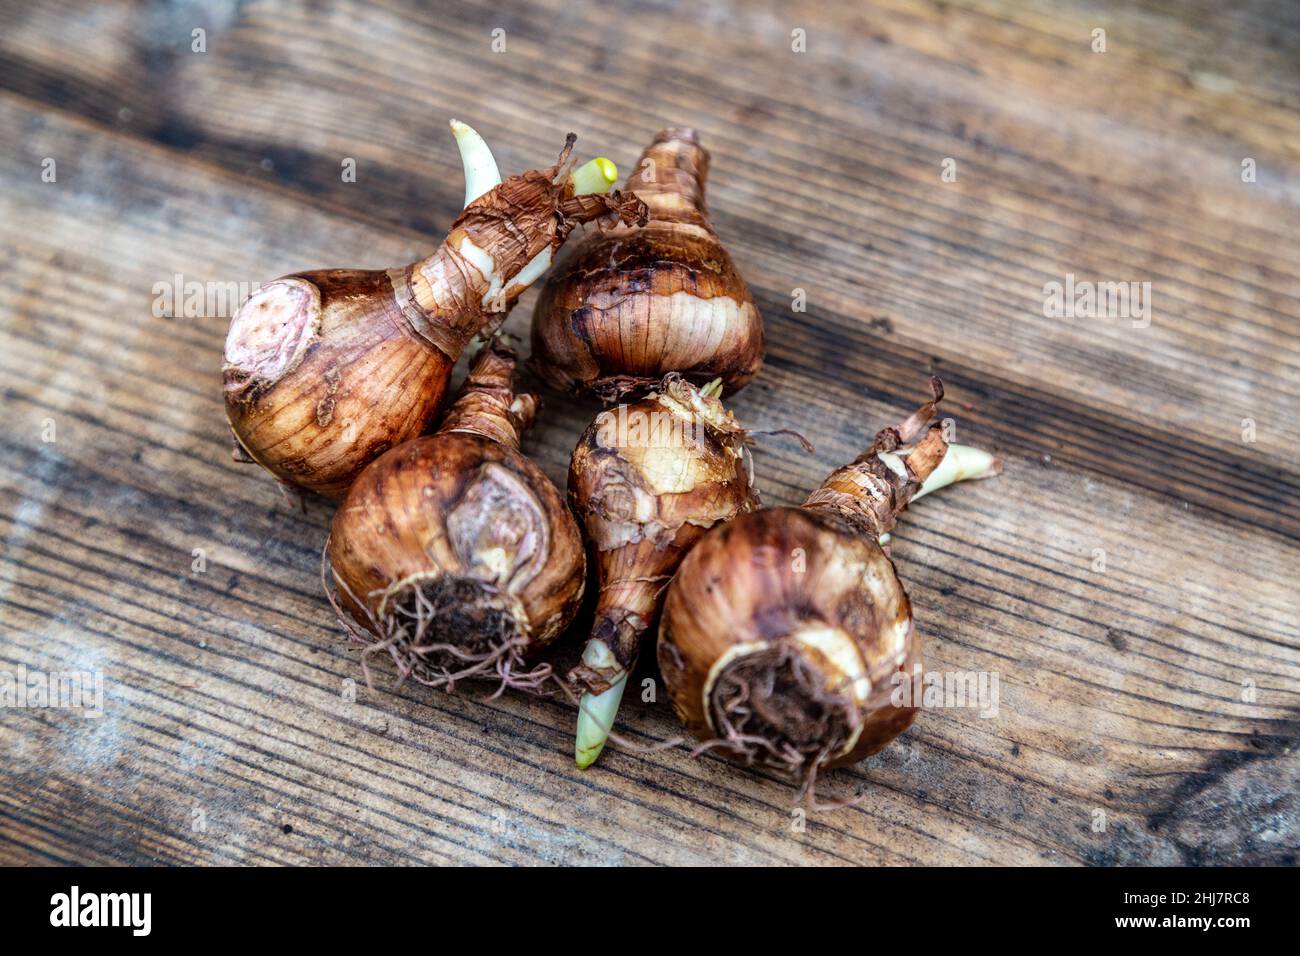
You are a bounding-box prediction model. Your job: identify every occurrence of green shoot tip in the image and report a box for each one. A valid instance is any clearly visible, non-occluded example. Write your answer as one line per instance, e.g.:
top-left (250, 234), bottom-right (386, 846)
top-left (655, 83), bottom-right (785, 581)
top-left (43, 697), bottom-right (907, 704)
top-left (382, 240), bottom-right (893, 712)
top-left (575, 674), bottom-right (628, 769)
top-left (571, 158), bottom-right (618, 196)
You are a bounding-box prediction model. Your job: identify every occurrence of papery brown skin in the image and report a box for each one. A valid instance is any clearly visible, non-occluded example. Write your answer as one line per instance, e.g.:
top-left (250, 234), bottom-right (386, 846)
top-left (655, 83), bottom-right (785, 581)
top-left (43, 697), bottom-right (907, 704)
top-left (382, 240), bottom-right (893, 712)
top-left (326, 342), bottom-right (586, 692)
top-left (224, 137), bottom-right (646, 498)
top-left (567, 376), bottom-right (758, 694)
top-left (658, 381), bottom-right (953, 777)
top-left (532, 128), bottom-right (765, 401)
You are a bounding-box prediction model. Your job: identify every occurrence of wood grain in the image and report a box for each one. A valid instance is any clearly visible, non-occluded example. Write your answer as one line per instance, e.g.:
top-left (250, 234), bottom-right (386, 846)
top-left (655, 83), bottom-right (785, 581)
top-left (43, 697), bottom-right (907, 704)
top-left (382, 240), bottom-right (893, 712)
top-left (0, 0), bottom-right (1296, 865)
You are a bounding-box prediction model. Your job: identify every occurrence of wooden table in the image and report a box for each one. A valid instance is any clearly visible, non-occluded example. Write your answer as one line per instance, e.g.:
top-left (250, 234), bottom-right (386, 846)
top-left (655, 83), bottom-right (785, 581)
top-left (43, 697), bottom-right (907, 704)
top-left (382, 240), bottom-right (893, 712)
top-left (2, 0), bottom-right (1296, 866)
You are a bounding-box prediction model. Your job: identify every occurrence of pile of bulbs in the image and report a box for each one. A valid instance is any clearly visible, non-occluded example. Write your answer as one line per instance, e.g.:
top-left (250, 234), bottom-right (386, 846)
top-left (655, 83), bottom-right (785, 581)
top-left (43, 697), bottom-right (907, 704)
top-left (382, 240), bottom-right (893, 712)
top-left (222, 122), bottom-right (999, 801)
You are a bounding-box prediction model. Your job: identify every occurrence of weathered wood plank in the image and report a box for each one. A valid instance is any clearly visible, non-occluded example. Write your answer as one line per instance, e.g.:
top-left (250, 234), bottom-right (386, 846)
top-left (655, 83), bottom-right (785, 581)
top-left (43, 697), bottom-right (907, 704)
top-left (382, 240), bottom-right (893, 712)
top-left (5, 1), bottom-right (1297, 506)
top-left (0, 0), bottom-right (1296, 865)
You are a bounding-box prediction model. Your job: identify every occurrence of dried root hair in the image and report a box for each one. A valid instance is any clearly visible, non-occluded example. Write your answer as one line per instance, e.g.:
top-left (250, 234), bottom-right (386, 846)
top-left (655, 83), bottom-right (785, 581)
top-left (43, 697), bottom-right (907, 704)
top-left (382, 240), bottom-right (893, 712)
top-left (693, 641), bottom-right (869, 811)
top-left (560, 636), bottom-right (866, 809)
top-left (561, 637), bottom-right (868, 809)
top-left (320, 539), bottom-right (554, 699)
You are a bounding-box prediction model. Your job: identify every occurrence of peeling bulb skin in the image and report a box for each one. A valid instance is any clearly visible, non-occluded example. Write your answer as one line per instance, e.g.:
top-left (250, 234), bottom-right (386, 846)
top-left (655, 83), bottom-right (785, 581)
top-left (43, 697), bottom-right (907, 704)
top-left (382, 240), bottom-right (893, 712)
top-left (657, 380), bottom-right (1000, 796)
top-left (567, 375), bottom-right (759, 764)
top-left (324, 341), bottom-right (586, 695)
top-left (531, 128), bottom-right (765, 402)
top-left (223, 130), bottom-right (648, 498)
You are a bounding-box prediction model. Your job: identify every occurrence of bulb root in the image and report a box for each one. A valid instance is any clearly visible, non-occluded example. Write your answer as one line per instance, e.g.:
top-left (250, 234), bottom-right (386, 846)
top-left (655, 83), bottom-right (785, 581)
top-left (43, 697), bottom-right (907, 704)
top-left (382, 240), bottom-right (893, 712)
top-left (321, 540), bottom-right (551, 698)
top-left (695, 642), bottom-right (858, 808)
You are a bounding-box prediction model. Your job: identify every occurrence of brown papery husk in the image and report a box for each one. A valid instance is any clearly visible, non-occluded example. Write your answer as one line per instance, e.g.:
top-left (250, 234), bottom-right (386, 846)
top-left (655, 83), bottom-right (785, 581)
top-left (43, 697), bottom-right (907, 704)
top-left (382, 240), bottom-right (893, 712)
top-left (324, 343), bottom-right (586, 696)
top-left (567, 374), bottom-right (758, 695)
top-left (224, 134), bottom-right (646, 498)
top-left (658, 382), bottom-right (961, 805)
top-left (531, 128), bottom-right (764, 401)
